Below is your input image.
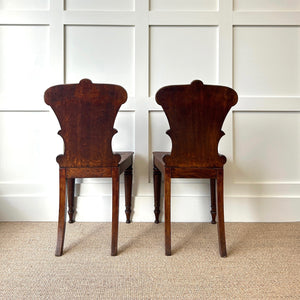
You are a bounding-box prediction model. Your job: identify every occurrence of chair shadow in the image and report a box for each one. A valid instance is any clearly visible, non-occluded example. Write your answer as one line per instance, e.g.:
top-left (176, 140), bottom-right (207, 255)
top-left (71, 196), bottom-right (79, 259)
top-left (62, 222), bottom-right (161, 255)
top-left (171, 223), bottom-right (210, 255)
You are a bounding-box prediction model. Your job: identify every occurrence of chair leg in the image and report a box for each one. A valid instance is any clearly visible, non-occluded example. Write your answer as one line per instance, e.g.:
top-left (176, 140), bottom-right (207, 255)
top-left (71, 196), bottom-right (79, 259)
top-left (153, 165), bottom-right (162, 224)
top-left (217, 169), bottom-right (227, 257)
top-left (55, 168), bottom-right (67, 256)
top-left (124, 166), bottom-right (133, 224)
top-left (164, 168), bottom-right (171, 256)
top-left (67, 178), bottom-right (76, 223)
top-left (111, 168), bottom-right (120, 256)
top-left (210, 178), bottom-right (216, 224)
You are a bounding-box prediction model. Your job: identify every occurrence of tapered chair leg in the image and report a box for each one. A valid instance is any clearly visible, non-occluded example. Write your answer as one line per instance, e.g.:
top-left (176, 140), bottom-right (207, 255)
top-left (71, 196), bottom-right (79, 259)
top-left (124, 166), bottom-right (133, 223)
top-left (164, 168), bottom-right (171, 256)
top-left (210, 178), bottom-right (216, 224)
top-left (111, 168), bottom-right (120, 256)
top-left (216, 169), bottom-right (227, 257)
top-left (67, 178), bottom-right (76, 223)
top-left (55, 168), bottom-right (67, 256)
top-left (153, 165), bottom-right (162, 224)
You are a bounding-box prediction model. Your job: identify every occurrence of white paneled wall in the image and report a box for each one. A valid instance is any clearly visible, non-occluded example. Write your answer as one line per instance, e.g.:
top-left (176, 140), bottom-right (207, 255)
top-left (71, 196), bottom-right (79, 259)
top-left (0, 0), bottom-right (299, 222)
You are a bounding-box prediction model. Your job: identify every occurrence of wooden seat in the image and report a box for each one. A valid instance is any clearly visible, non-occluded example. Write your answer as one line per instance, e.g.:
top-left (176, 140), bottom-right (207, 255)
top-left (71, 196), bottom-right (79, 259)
top-left (44, 79), bottom-right (133, 256)
top-left (153, 80), bottom-right (238, 257)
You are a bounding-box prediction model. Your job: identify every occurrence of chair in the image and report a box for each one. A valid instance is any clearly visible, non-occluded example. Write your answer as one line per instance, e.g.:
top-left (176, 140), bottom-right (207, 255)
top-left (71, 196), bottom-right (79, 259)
top-left (44, 79), bottom-right (133, 256)
top-left (153, 80), bottom-right (238, 257)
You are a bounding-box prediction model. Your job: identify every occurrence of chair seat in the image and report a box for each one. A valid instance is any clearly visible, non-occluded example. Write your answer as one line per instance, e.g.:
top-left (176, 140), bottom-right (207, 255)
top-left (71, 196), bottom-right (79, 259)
top-left (153, 152), bottom-right (219, 178)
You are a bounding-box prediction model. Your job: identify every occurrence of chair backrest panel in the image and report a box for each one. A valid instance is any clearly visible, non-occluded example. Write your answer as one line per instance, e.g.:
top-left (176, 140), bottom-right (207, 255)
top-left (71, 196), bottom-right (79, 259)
top-left (156, 80), bottom-right (238, 168)
top-left (45, 79), bottom-right (127, 167)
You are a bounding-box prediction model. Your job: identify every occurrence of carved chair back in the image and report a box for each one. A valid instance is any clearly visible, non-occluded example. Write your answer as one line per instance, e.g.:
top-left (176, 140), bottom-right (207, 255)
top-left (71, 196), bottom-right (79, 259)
top-left (44, 79), bottom-right (127, 168)
top-left (156, 80), bottom-right (238, 168)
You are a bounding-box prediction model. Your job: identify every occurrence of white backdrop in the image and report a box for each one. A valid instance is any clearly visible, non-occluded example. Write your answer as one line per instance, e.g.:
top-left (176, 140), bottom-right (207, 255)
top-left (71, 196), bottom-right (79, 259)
top-left (0, 0), bottom-right (299, 222)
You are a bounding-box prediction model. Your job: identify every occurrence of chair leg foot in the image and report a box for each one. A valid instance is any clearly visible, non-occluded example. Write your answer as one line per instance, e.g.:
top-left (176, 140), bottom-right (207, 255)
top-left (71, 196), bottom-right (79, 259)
top-left (165, 250), bottom-right (171, 256)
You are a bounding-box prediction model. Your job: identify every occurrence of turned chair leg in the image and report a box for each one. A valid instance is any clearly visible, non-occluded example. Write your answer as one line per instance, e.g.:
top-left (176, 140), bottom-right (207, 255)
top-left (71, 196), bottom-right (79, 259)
top-left (216, 169), bottom-right (227, 257)
top-left (67, 178), bottom-right (76, 223)
top-left (55, 168), bottom-right (67, 256)
top-left (124, 166), bottom-right (133, 223)
top-left (210, 178), bottom-right (217, 224)
top-left (164, 168), bottom-right (171, 256)
top-left (111, 168), bottom-right (120, 256)
top-left (153, 165), bottom-right (162, 224)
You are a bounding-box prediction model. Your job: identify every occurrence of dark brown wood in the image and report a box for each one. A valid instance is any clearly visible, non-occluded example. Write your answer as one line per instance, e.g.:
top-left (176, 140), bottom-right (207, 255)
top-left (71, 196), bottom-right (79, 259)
top-left (164, 167), bottom-right (171, 256)
top-left (111, 167), bottom-right (119, 256)
top-left (67, 178), bottom-right (75, 223)
top-left (45, 79), bottom-right (134, 256)
top-left (153, 165), bottom-right (161, 224)
top-left (216, 169), bottom-right (227, 257)
top-left (153, 80), bottom-right (238, 257)
top-left (124, 166), bottom-right (133, 223)
top-left (55, 168), bottom-right (67, 256)
top-left (210, 178), bottom-right (216, 224)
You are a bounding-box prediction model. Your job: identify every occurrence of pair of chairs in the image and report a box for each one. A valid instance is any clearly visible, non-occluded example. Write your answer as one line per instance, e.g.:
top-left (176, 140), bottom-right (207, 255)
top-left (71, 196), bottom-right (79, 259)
top-left (45, 79), bottom-right (238, 258)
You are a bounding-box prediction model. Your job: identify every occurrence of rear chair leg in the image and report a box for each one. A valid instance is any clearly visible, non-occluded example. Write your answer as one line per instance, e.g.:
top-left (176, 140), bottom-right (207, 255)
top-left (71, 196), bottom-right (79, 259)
top-left (210, 178), bottom-right (216, 224)
top-left (153, 165), bottom-right (161, 224)
top-left (67, 178), bottom-right (76, 223)
top-left (111, 168), bottom-right (120, 256)
top-left (124, 166), bottom-right (133, 223)
top-left (164, 168), bottom-right (171, 256)
top-left (217, 169), bottom-right (227, 257)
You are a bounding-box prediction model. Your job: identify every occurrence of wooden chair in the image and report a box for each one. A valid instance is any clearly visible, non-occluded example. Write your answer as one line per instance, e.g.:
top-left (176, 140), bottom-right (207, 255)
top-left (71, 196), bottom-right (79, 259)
top-left (44, 79), bottom-right (133, 256)
top-left (153, 80), bottom-right (238, 257)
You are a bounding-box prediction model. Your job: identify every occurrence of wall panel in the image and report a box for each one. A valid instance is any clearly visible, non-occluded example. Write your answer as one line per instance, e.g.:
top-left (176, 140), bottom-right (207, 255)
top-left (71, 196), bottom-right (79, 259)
top-left (65, 25), bottom-right (135, 97)
top-left (150, 26), bottom-right (218, 96)
top-left (150, 0), bottom-right (218, 11)
top-left (233, 26), bottom-right (300, 96)
top-left (0, 26), bottom-right (50, 110)
top-left (233, 111), bottom-right (300, 183)
top-left (234, 0), bottom-right (300, 11)
top-left (65, 0), bottom-right (134, 11)
top-left (0, 0), bottom-right (49, 10)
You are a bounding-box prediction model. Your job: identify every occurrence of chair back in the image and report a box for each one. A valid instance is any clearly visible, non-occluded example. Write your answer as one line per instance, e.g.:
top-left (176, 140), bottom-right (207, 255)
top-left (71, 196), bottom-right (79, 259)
top-left (45, 79), bottom-right (127, 167)
top-left (155, 80), bottom-right (238, 168)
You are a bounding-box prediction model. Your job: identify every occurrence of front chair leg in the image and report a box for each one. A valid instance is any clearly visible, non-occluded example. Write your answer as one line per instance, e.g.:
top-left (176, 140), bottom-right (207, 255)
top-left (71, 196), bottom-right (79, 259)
top-left (56, 168), bottom-right (67, 256)
top-left (67, 178), bottom-right (76, 223)
top-left (124, 166), bottom-right (133, 223)
top-left (217, 169), bottom-right (227, 257)
top-left (153, 165), bottom-right (162, 224)
top-left (111, 168), bottom-right (120, 256)
top-left (210, 178), bottom-right (216, 224)
top-left (164, 168), bottom-right (171, 256)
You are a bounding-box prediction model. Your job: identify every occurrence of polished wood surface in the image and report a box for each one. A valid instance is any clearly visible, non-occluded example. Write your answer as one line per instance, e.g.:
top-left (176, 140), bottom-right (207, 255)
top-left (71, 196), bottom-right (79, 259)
top-left (153, 80), bottom-right (238, 257)
top-left (45, 79), bottom-right (133, 256)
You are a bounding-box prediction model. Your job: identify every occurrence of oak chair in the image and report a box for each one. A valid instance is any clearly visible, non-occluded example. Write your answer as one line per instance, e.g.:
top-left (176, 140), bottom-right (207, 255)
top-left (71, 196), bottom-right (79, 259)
top-left (153, 80), bottom-right (238, 257)
top-left (45, 79), bottom-right (133, 256)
